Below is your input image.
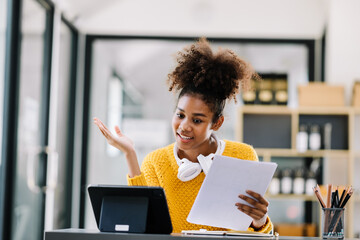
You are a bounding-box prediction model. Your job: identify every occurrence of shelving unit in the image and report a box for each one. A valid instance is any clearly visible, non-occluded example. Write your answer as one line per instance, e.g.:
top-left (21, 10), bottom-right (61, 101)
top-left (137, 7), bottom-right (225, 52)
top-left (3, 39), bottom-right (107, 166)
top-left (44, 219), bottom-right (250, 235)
top-left (265, 194), bottom-right (317, 201)
top-left (236, 105), bottom-right (356, 237)
top-left (256, 149), bottom-right (349, 159)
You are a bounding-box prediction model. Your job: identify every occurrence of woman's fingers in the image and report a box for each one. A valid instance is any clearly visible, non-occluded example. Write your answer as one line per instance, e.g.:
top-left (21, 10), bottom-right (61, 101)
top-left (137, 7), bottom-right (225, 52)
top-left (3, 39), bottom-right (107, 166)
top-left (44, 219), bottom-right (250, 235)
top-left (94, 118), bottom-right (126, 142)
top-left (235, 203), bottom-right (264, 220)
top-left (238, 194), bottom-right (268, 214)
top-left (93, 117), bottom-right (136, 155)
top-left (94, 117), bottom-right (106, 130)
top-left (96, 122), bottom-right (110, 138)
top-left (94, 118), bottom-right (104, 130)
top-left (236, 200), bottom-right (268, 228)
top-left (94, 118), bottom-right (113, 137)
top-left (236, 190), bottom-right (269, 222)
top-left (98, 118), bottom-right (110, 132)
top-left (98, 126), bottom-right (108, 137)
top-left (245, 190), bottom-right (269, 207)
top-left (94, 118), bottom-right (105, 134)
top-left (114, 125), bottom-right (123, 136)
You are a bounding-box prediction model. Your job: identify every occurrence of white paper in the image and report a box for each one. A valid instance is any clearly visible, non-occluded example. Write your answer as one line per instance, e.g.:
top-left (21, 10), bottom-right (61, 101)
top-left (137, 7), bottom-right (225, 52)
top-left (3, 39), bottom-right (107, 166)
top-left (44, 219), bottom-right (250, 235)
top-left (187, 155), bottom-right (277, 231)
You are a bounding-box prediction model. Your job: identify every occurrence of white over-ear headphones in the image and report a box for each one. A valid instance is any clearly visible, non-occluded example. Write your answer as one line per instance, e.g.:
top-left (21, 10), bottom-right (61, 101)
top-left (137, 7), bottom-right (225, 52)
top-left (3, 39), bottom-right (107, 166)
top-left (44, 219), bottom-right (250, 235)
top-left (176, 158), bottom-right (202, 182)
top-left (174, 135), bottom-right (225, 182)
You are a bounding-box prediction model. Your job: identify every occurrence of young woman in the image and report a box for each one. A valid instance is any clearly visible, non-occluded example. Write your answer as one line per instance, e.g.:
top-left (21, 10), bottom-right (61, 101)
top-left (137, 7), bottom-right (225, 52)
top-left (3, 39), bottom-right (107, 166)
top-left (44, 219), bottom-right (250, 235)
top-left (94, 38), bottom-right (273, 233)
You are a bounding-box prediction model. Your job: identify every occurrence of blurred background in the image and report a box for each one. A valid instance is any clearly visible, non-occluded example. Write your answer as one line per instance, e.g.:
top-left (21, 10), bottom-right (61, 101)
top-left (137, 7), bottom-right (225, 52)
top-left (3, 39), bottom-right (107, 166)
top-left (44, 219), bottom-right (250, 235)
top-left (1, 0), bottom-right (360, 239)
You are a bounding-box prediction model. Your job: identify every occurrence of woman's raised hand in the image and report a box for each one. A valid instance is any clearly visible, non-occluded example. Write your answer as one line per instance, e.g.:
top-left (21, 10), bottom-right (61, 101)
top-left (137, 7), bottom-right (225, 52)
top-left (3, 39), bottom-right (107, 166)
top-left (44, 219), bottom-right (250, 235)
top-left (93, 117), bottom-right (141, 177)
top-left (93, 117), bottom-right (135, 155)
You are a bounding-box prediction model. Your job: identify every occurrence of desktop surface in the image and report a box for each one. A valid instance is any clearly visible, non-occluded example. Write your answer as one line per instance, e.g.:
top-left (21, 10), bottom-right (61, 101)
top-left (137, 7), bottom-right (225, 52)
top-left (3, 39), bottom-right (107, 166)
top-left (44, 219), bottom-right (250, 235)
top-left (44, 228), bottom-right (360, 240)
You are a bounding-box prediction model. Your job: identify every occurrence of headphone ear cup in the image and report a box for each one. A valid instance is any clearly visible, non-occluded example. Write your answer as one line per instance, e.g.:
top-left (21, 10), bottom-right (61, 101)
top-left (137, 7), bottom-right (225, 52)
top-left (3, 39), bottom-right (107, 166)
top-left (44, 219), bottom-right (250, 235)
top-left (177, 159), bottom-right (202, 182)
top-left (197, 154), bottom-right (214, 175)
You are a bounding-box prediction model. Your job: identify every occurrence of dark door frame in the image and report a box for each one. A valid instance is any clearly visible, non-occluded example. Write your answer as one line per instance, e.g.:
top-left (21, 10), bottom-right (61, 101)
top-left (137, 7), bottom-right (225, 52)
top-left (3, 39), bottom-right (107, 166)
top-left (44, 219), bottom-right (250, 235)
top-left (0, 0), bottom-right (22, 237)
top-left (60, 14), bottom-right (79, 228)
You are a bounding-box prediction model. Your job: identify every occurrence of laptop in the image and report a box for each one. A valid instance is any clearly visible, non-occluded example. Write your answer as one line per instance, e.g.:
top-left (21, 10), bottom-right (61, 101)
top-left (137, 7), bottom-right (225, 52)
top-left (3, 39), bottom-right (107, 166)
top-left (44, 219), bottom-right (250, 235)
top-left (88, 184), bottom-right (173, 234)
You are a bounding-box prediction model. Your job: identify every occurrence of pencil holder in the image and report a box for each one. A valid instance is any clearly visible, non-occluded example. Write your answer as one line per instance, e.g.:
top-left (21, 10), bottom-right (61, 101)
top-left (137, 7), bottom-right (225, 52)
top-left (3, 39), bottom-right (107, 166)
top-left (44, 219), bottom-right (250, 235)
top-left (322, 208), bottom-right (344, 239)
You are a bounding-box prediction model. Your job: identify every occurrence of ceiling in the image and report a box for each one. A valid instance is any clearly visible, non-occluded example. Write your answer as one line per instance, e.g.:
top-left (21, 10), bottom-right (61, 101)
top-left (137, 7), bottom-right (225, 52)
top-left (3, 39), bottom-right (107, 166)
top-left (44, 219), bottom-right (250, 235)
top-left (56, 0), bottom-right (328, 39)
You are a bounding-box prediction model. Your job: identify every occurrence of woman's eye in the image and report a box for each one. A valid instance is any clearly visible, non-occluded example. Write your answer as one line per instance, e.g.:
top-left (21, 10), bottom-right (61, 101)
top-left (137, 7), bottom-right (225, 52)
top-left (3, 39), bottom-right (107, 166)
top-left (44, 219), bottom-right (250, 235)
top-left (176, 113), bottom-right (184, 119)
top-left (193, 119), bottom-right (202, 124)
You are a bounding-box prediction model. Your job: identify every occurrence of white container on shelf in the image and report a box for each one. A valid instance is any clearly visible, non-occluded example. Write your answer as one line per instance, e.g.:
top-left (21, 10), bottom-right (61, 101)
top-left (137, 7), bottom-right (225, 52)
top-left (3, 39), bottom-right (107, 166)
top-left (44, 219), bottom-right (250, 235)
top-left (297, 124), bottom-right (308, 152)
top-left (309, 124), bottom-right (321, 150)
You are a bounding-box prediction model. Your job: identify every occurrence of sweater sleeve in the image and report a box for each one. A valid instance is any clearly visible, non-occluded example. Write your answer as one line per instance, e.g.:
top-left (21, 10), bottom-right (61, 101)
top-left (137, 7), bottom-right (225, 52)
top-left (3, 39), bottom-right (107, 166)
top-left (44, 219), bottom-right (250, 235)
top-left (246, 144), bottom-right (259, 162)
top-left (127, 173), bottom-right (147, 186)
top-left (247, 216), bottom-right (273, 234)
top-left (127, 152), bottom-right (160, 187)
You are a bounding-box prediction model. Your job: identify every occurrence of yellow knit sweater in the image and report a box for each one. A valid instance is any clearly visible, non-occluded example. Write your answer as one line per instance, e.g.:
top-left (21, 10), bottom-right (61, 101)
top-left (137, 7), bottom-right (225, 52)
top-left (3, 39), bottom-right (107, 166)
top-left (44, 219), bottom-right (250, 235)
top-left (127, 140), bottom-right (273, 233)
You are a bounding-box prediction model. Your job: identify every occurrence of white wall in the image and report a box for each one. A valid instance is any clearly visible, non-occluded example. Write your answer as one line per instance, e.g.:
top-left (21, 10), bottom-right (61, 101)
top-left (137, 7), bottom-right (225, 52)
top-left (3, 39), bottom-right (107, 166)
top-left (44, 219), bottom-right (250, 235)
top-left (325, 1), bottom-right (360, 236)
top-left (85, 41), bottom-right (119, 230)
top-left (325, 0), bottom-right (360, 105)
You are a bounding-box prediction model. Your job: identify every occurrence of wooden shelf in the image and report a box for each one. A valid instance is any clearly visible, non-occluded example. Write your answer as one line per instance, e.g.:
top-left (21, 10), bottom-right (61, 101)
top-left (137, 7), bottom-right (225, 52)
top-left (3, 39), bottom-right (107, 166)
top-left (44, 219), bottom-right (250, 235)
top-left (265, 194), bottom-right (317, 201)
top-left (241, 105), bottom-right (291, 114)
top-left (353, 107), bottom-right (360, 114)
top-left (241, 105), bottom-right (353, 115)
top-left (255, 148), bottom-right (350, 158)
top-left (267, 194), bottom-right (360, 203)
top-left (298, 106), bottom-right (352, 115)
top-left (265, 193), bottom-right (360, 202)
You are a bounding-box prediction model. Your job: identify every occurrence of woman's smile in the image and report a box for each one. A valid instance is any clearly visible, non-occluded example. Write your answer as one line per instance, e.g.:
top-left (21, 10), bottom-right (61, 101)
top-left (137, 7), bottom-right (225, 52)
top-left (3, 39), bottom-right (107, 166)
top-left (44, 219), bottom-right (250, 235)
top-left (177, 132), bottom-right (194, 143)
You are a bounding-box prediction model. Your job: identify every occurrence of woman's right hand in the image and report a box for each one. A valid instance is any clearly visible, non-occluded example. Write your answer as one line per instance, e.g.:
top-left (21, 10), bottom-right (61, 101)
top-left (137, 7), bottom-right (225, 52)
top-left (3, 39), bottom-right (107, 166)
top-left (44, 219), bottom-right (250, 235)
top-left (93, 117), bottom-right (141, 177)
top-left (93, 117), bottom-right (135, 155)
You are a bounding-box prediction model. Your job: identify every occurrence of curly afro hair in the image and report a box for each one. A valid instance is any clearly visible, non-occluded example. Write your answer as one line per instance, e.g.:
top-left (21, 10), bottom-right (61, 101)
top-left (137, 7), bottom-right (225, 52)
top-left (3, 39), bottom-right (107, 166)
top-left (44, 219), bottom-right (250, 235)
top-left (167, 37), bottom-right (256, 122)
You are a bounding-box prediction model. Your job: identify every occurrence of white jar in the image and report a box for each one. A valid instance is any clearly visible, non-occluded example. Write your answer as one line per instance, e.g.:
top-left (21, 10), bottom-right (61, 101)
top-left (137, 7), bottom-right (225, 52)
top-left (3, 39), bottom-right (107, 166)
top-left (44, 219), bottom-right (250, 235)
top-left (296, 124), bottom-right (308, 152)
top-left (309, 124), bottom-right (321, 150)
top-left (269, 178), bottom-right (280, 195)
top-left (281, 169), bottom-right (293, 194)
top-left (305, 170), bottom-right (317, 195)
top-left (293, 177), bottom-right (305, 194)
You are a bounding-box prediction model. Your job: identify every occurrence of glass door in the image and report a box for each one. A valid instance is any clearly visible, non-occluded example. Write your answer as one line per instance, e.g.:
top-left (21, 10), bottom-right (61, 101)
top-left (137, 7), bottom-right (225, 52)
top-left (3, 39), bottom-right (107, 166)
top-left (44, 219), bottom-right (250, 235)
top-left (10, 0), bottom-right (53, 239)
top-left (46, 18), bottom-right (78, 230)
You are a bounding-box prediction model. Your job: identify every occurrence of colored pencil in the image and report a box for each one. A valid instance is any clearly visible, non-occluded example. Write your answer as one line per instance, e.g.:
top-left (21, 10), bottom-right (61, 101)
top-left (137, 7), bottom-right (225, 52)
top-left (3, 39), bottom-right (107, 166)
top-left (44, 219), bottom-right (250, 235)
top-left (313, 187), bottom-right (325, 208)
top-left (338, 188), bottom-right (346, 208)
top-left (327, 184), bottom-right (332, 208)
top-left (334, 186), bottom-right (339, 207)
